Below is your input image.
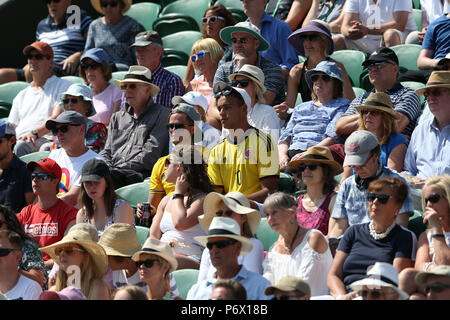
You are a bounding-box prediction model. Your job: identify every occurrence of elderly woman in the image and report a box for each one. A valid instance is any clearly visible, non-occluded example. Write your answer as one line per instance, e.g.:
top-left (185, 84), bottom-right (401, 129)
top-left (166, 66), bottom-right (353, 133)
top-left (79, 48), bottom-right (122, 127)
top-left (274, 19), bottom-right (354, 120)
top-left (132, 238), bottom-right (180, 300)
top-left (327, 177), bottom-right (415, 300)
top-left (262, 192), bottom-right (333, 296)
top-left (288, 146), bottom-right (342, 236)
top-left (278, 60), bottom-right (349, 172)
top-left (197, 191), bottom-right (263, 282)
top-left (85, 0), bottom-right (142, 71)
top-left (399, 174), bottom-right (450, 299)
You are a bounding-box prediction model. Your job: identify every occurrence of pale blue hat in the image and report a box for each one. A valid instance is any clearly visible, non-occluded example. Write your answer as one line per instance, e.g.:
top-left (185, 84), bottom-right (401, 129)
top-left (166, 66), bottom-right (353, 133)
top-left (60, 84), bottom-right (96, 117)
top-left (305, 60), bottom-right (343, 89)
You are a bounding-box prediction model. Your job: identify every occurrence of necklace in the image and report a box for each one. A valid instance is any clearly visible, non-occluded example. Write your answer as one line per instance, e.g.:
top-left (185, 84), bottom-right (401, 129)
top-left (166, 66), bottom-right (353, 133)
top-left (369, 220), bottom-right (396, 240)
top-left (284, 225), bottom-right (300, 252)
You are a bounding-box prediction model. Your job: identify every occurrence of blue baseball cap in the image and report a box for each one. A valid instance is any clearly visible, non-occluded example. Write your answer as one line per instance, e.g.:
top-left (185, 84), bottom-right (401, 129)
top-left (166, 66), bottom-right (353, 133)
top-left (81, 48), bottom-right (110, 64)
top-left (0, 119), bottom-right (15, 138)
top-left (305, 60), bottom-right (343, 89)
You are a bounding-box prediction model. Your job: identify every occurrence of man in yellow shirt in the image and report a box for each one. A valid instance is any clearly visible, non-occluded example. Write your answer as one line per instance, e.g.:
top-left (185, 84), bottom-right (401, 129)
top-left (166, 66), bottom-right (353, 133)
top-left (208, 82), bottom-right (279, 203)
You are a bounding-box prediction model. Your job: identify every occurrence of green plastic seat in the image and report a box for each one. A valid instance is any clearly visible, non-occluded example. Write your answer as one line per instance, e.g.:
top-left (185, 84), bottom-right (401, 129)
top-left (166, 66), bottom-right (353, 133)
top-left (162, 51), bottom-right (190, 67)
top-left (160, 0), bottom-right (212, 29)
top-left (401, 81), bottom-right (426, 105)
top-left (295, 92), bottom-right (303, 107)
top-left (115, 181), bottom-right (150, 209)
top-left (0, 81), bottom-right (30, 108)
top-left (279, 172), bottom-right (297, 194)
top-left (162, 31), bottom-right (202, 56)
top-left (391, 44), bottom-right (422, 71)
top-left (412, 0), bottom-right (420, 9)
top-left (165, 65), bottom-right (188, 79)
top-left (172, 269), bottom-right (199, 300)
top-left (19, 150), bottom-right (50, 163)
top-left (298, 55), bottom-right (307, 63)
top-left (152, 14), bottom-right (200, 38)
top-left (255, 218), bottom-right (279, 251)
top-left (110, 71), bottom-right (128, 84)
top-left (124, 2), bottom-right (161, 31)
top-left (352, 87), bottom-right (366, 97)
top-left (61, 76), bottom-right (85, 84)
top-left (215, 0), bottom-right (246, 22)
top-left (135, 225), bottom-right (149, 245)
top-left (413, 8), bottom-right (422, 31)
top-left (330, 49), bottom-right (366, 87)
top-left (0, 106), bottom-right (10, 118)
top-left (408, 210), bottom-right (426, 240)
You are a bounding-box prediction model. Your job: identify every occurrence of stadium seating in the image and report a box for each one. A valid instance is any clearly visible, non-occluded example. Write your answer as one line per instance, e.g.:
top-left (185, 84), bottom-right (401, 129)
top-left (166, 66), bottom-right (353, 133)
top-left (162, 31), bottom-right (202, 66)
top-left (135, 226), bottom-right (150, 245)
top-left (352, 87), bottom-right (366, 98)
top-left (61, 76), bottom-right (85, 84)
top-left (124, 2), bottom-right (161, 31)
top-left (215, 0), bottom-right (247, 22)
top-left (166, 65), bottom-right (188, 79)
top-left (255, 218), bottom-right (279, 251)
top-left (0, 81), bottom-right (29, 109)
top-left (172, 269), bottom-right (199, 299)
top-left (160, 0), bottom-right (212, 29)
top-left (330, 49), bottom-right (366, 87)
top-left (413, 8), bottom-right (422, 31)
top-left (115, 181), bottom-right (150, 209)
top-left (19, 150), bottom-right (50, 163)
top-left (153, 14), bottom-right (200, 38)
top-left (391, 44), bottom-right (422, 71)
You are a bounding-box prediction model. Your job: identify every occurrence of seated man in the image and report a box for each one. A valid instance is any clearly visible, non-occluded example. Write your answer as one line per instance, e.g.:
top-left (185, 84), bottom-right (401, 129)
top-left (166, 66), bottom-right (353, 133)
top-left (45, 111), bottom-right (103, 207)
top-left (207, 82), bottom-right (279, 204)
top-left (266, 0), bottom-right (313, 31)
top-left (415, 265), bottom-right (450, 300)
top-left (333, 0), bottom-right (418, 54)
top-left (403, 71), bottom-right (450, 182)
top-left (101, 66), bottom-right (170, 189)
top-left (8, 41), bottom-right (71, 157)
top-left (302, 0), bottom-right (347, 32)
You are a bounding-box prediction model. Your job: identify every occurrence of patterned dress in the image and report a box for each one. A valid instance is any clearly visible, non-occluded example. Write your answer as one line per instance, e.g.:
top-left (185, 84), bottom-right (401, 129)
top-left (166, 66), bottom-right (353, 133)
top-left (296, 192), bottom-right (334, 235)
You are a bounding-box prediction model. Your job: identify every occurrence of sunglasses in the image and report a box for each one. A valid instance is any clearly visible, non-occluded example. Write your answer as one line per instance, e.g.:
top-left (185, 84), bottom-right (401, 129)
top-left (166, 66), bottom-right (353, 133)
top-left (120, 83), bottom-right (139, 90)
top-left (167, 123), bottom-right (191, 130)
top-left (26, 53), bottom-right (48, 60)
top-left (366, 61), bottom-right (393, 70)
top-left (367, 193), bottom-right (391, 204)
top-left (206, 239), bottom-right (237, 250)
top-left (202, 16), bottom-right (225, 24)
top-left (62, 97), bottom-right (82, 105)
top-left (0, 248), bottom-right (18, 257)
top-left (425, 193), bottom-right (443, 204)
top-left (191, 50), bottom-right (209, 63)
top-left (80, 62), bottom-right (101, 70)
top-left (213, 86), bottom-right (236, 99)
top-left (424, 282), bottom-right (450, 294)
top-left (55, 247), bottom-right (85, 256)
top-left (297, 164), bottom-right (319, 172)
top-left (31, 172), bottom-right (56, 181)
top-left (358, 289), bottom-right (386, 299)
top-left (51, 124), bottom-right (81, 135)
top-left (215, 210), bottom-right (234, 217)
top-left (45, 0), bottom-right (61, 4)
top-left (424, 89), bottom-right (449, 99)
top-left (231, 79), bottom-right (251, 88)
top-left (310, 73), bottom-right (332, 82)
top-left (231, 37), bottom-right (249, 44)
top-left (299, 34), bottom-right (320, 42)
top-left (135, 259), bottom-right (158, 269)
top-left (361, 109), bottom-right (381, 116)
top-left (100, 1), bottom-right (119, 8)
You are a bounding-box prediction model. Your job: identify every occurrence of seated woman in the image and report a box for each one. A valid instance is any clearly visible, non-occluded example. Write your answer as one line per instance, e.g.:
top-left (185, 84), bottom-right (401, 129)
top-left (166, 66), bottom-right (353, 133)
top-left (79, 48), bottom-right (122, 127)
top-left (278, 60), bottom-right (349, 172)
top-left (85, 0), bottom-right (142, 71)
top-left (262, 192), bottom-right (333, 296)
top-left (327, 177), bottom-right (415, 300)
top-left (340, 92), bottom-right (408, 182)
top-left (288, 146), bottom-right (342, 236)
top-left (399, 174), bottom-right (450, 299)
top-left (149, 145), bottom-right (214, 269)
top-left (274, 19), bottom-right (354, 121)
top-left (40, 223), bottom-right (110, 300)
top-left (197, 191), bottom-right (264, 282)
top-left (76, 158), bottom-right (134, 236)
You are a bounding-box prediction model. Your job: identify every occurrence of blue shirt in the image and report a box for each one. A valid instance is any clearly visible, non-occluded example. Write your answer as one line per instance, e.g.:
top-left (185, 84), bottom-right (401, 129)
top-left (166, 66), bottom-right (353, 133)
top-left (422, 14), bottom-right (450, 59)
top-left (255, 13), bottom-right (299, 70)
top-left (0, 155), bottom-right (32, 213)
top-left (279, 98), bottom-right (349, 151)
top-left (380, 133), bottom-right (408, 167)
top-left (404, 116), bottom-right (450, 179)
top-left (186, 265), bottom-right (271, 300)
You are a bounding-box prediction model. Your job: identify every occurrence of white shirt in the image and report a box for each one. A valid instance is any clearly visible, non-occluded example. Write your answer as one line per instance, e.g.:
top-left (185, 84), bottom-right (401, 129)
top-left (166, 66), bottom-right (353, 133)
top-left (421, 0), bottom-right (446, 25)
top-left (8, 75), bottom-right (71, 138)
top-left (2, 274), bottom-right (42, 300)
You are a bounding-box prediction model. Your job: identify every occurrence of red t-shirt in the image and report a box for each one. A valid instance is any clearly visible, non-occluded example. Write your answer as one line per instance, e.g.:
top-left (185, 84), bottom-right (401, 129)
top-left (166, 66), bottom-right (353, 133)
top-left (17, 199), bottom-right (78, 261)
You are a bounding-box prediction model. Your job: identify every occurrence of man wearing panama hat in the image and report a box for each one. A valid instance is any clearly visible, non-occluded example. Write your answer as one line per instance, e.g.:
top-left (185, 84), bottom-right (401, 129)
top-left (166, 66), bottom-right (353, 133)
top-left (403, 70), bottom-right (450, 181)
top-left (100, 65), bottom-right (170, 189)
top-left (187, 217), bottom-right (271, 300)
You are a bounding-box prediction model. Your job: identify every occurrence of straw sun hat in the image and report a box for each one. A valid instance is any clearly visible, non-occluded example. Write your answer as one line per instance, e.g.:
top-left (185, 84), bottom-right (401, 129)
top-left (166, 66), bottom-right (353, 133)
top-left (355, 92), bottom-right (399, 119)
top-left (98, 223), bottom-right (141, 257)
top-left (415, 70), bottom-right (450, 96)
top-left (91, 0), bottom-right (132, 14)
top-left (288, 146), bottom-right (343, 175)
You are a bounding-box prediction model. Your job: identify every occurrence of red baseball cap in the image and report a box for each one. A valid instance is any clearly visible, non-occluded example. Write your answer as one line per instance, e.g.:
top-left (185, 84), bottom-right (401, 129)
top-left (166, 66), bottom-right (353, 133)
top-left (26, 157), bottom-right (62, 181)
top-left (23, 41), bottom-right (54, 60)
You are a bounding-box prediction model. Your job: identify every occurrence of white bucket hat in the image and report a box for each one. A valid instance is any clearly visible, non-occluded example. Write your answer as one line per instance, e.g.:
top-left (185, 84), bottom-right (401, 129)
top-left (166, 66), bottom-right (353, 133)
top-left (131, 238), bottom-right (178, 272)
top-left (172, 91), bottom-right (209, 114)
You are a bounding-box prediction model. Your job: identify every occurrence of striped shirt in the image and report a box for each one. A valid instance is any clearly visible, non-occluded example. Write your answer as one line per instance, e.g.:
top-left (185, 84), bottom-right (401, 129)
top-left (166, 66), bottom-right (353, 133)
top-left (151, 64), bottom-right (185, 108)
top-left (36, 10), bottom-right (92, 66)
top-left (343, 82), bottom-right (421, 140)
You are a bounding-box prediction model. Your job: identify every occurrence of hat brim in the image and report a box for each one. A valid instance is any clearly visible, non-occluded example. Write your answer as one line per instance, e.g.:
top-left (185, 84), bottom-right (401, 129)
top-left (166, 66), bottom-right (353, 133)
top-left (114, 79), bottom-right (160, 97)
top-left (80, 174), bottom-right (104, 183)
top-left (343, 152), bottom-right (370, 167)
top-left (416, 84), bottom-right (450, 95)
top-left (131, 250), bottom-right (178, 273)
top-left (288, 158), bottom-right (343, 175)
top-left (355, 105), bottom-right (399, 119)
top-left (220, 26), bottom-right (270, 52)
top-left (91, 0), bottom-right (131, 14)
top-left (194, 233), bottom-right (254, 256)
top-left (288, 28), bottom-right (333, 57)
top-left (229, 72), bottom-right (266, 94)
top-left (349, 278), bottom-right (409, 300)
top-left (200, 192), bottom-right (261, 235)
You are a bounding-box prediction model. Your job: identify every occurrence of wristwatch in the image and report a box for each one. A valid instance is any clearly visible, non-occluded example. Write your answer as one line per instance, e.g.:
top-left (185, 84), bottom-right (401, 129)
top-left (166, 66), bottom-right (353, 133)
top-left (31, 129), bottom-right (38, 138)
top-left (172, 193), bottom-right (184, 200)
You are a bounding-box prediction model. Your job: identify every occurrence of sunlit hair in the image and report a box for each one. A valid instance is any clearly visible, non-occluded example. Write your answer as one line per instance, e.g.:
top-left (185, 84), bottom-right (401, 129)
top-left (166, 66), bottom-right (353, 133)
top-left (368, 177), bottom-right (408, 205)
top-left (79, 61), bottom-right (112, 84)
top-left (262, 192), bottom-right (297, 213)
top-left (191, 38), bottom-right (224, 67)
top-left (421, 174), bottom-right (450, 211)
top-left (0, 205), bottom-right (37, 246)
top-left (358, 110), bottom-right (397, 145)
top-left (201, 4), bottom-right (236, 39)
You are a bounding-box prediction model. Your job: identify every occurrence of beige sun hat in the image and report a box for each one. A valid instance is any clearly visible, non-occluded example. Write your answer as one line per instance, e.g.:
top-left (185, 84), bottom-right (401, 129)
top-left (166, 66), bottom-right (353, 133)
top-left (264, 276), bottom-right (311, 297)
top-left (415, 71), bottom-right (450, 95)
top-left (91, 0), bottom-right (132, 14)
top-left (114, 65), bottom-right (160, 97)
top-left (229, 64), bottom-right (266, 94)
top-left (98, 223), bottom-right (141, 257)
top-left (415, 265), bottom-right (450, 285)
top-left (355, 92), bottom-right (399, 119)
top-left (288, 146), bottom-right (343, 175)
top-left (131, 238), bottom-right (178, 272)
top-left (200, 191), bottom-right (261, 235)
top-left (39, 223), bottom-right (108, 276)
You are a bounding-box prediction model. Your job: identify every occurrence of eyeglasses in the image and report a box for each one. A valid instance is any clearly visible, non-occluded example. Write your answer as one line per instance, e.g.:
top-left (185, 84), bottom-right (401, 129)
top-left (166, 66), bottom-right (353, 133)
top-left (367, 192), bottom-right (391, 204)
top-left (361, 109), bottom-right (381, 116)
top-left (55, 247), bottom-right (85, 256)
top-left (167, 123), bottom-right (191, 130)
top-left (299, 34), bottom-right (320, 42)
top-left (120, 83), bottom-right (139, 90)
top-left (213, 85), bottom-right (236, 99)
top-left (31, 172), bottom-right (56, 181)
top-left (26, 53), bottom-right (49, 60)
top-left (358, 289), bottom-right (386, 299)
top-left (297, 164), bottom-right (319, 172)
top-left (231, 37), bottom-right (249, 44)
top-left (202, 16), bottom-right (225, 24)
top-left (424, 89), bottom-right (449, 99)
top-left (0, 248), bottom-right (18, 257)
top-left (215, 210), bottom-right (234, 217)
top-left (206, 239), bottom-right (237, 250)
top-left (310, 73), bottom-right (332, 82)
top-left (45, 0), bottom-right (61, 4)
top-left (100, 1), bottom-right (119, 8)
top-left (231, 79), bottom-right (251, 88)
top-left (80, 62), bottom-right (101, 70)
top-left (51, 124), bottom-right (81, 135)
top-left (366, 61), bottom-right (393, 70)
top-left (191, 50), bottom-right (209, 63)
top-left (424, 282), bottom-right (450, 294)
top-left (62, 97), bottom-right (82, 105)
top-left (135, 259), bottom-right (158, 269)
top-left (425, 193), bottom-right (444, 204)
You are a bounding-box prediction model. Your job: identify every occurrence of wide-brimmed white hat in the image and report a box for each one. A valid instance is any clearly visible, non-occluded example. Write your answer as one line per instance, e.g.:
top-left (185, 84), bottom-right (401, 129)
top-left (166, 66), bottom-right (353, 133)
top-left (200, 192), bottom-right (261, 235)
top-left (194, 217), bottom-right (254, 256)
top-left (114, 65), bottom-right (160, 97)
top-left (60, 83), bottom-right (96, 117)
top-left (349, 262), bottom-right (409, 300)
top-left (131, 238), bottom-right (178, 272)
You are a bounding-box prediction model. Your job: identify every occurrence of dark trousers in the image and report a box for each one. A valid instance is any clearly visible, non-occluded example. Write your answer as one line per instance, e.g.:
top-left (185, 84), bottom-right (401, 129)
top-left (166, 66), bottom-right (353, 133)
top-left (110, 168), bottom-right (144, 190)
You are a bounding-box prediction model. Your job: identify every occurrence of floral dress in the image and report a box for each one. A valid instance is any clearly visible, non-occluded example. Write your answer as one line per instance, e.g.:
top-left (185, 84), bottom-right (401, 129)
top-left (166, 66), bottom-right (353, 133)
top-left (21, 239), bottom-right (47, 289)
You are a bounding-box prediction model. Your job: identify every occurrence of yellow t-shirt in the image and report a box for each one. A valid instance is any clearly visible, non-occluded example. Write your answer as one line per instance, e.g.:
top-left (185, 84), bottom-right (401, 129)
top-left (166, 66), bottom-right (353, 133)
top-left (207, 128), bottom-right (280, 195)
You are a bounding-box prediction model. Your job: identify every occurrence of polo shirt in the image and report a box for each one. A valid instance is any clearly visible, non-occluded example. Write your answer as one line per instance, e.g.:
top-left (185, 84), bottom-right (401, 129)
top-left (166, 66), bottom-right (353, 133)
top-left (422, 14), bottom-right (450, 59)
top-left (151, 64), bottom-right (185, 108)
top-left (0, 155), bottom-right (32, 213)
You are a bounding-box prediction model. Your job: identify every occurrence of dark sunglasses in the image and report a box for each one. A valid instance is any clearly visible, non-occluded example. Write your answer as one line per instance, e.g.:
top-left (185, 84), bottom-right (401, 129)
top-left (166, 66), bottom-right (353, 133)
top-left (361, 109), bottom-right (381, 116)
top-left (311, 73), bottom-right (332, 82)
top-left (366, 61), bottom-right (393, 70)
top-left (191, 50), bottom-right (209, 63)
top-left (425, 282), bottom-right (450, 294)
top-left (26, 53), bottom-right (48, 60)
top-left (202, 16), bottom-right (225, 24)
top-left (206, 239), bottom-right (237, 250)
top-left (424, 89), bottom-right (449, 99)
top-left (215, 210), bottom-right (234, 217)
top-left (299, 34), bottom-right (320, 42)
top-left (100, 1), bottom-right (119, 8)
top-left (425, 193), bottom-right (443, 204)
top-left (297, 164), bottom-right (319, 172)
top-left (359, 289), bottom-right (385, 299)
top-left (0, 248), bottom-right (18, 257)
top-left (231, 37), bottom-right (249, 44)
top-left (167, 123), bottom-right (191, 130)
top-left (55, 247), bottom-right (85, 256)
top-left (231, 79), bottom-right (251, 88)
top-left (80, 62), bottom-right (101, 70)
top-left (62, 97), bottom-right (82, 105)
top-left (31, 172), bottom-right (56, 181)
top-left (120, 83), bottom-right (138, 90)
top-left (135, 259), bottom-right (158, 269)
top-left (367, 193), bottom-right (391, 204)
top-left (213, 85), bottom-right (237, 99)
top-left (45, 0), bottom-right (61, 4)
top-left (51, 124), bottom-right (81, 135)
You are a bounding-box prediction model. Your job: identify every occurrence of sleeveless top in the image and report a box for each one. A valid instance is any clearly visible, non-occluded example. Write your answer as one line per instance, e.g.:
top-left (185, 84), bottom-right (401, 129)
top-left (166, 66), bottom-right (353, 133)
top-left (83, 198), bottom-right (127, 236)
top-left (297, 57), bottom-right (331, 103)
top-left (296, 192), bottom-right (334, 235)
top-left (379, 133), bottom-right (408, 167)
top-left (426, 230), bottom-right (450, 261)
